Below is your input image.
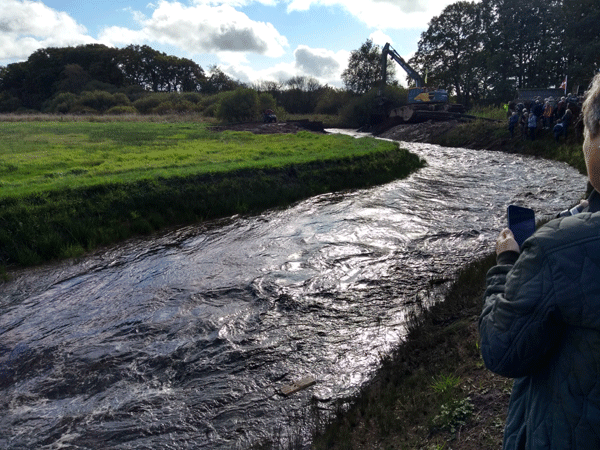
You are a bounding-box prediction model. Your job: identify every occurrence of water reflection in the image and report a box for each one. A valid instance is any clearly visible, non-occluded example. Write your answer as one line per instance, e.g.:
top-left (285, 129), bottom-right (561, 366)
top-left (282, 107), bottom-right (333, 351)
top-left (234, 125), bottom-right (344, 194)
top-left (0, 136), bottom-right (587, 449)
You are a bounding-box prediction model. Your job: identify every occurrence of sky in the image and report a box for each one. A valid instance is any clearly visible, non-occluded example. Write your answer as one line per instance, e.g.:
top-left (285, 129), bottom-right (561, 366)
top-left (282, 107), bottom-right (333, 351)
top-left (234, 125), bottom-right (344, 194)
top-left (0, 0), bottom-right (466, 88)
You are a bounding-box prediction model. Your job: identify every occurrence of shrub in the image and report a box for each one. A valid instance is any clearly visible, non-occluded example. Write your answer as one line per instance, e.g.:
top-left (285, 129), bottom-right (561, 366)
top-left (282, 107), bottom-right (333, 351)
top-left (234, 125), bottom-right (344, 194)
top-left (171, 100), bottom-right (197, 113)
top-left (0, 92), bottom-right (22, 113)
top-left (43, 92), bottom-right (78, 114)
top-left (69, 105), bottom-right (100, 115)
top-left (198, 94), bottom-right (221, 117)
top-left (202, 102), bottom-right (218, 117)
top-left (121, 85), bottom-right (148, 102)
top-left (182, 92), bottom-right (203, 104)
top-left (216, 87), bottom-right (260, 122)
top-left (315, 88), bottom-right (351, 115)
top-left (133, 95), bottom-right (163, 114)
top-left (258, 92), bottom-right (277, 112)
top-left (339, 85), bottom-right (408, 128)
top-left (106, 105), bottom-right (138, 115)
top-left (78, 90), bottom-right (131, 113)
top-left (152, 101), bottom-right (176, 115)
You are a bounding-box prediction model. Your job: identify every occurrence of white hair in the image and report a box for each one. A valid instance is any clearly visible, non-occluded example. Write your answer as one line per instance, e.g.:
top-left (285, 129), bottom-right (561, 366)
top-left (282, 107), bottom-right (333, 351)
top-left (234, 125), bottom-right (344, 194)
top-left (583, 74), bottom-right (600, 139)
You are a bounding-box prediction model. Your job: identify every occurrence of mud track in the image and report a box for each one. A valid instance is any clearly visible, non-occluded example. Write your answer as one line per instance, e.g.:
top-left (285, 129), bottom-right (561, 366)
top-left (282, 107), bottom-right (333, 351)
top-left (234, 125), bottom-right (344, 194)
top-left (208, 120), bottom-right (326, 134)
top-left (378, 120), bottom-right (461, 143)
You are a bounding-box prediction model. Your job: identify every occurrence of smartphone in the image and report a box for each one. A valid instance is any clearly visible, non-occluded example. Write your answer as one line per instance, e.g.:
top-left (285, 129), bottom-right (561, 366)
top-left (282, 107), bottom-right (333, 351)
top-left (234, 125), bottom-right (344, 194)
top-left (508, 205), bottom-right (536, 247)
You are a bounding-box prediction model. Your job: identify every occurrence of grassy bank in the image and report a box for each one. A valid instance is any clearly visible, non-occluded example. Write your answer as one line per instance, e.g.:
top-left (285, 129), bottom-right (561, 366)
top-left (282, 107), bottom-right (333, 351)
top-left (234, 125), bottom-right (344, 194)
top-left (0, 119), bottom-right (425, 268)
top-left (433, 115), bottom-right (587, 175)
top-left (310, 253), bottom-right (507, 450)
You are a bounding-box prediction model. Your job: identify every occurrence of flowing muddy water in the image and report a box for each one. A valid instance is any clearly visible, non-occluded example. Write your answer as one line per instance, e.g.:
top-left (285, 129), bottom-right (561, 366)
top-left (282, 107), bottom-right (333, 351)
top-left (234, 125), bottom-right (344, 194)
top-left (0, 133), bottom-right (587, 449)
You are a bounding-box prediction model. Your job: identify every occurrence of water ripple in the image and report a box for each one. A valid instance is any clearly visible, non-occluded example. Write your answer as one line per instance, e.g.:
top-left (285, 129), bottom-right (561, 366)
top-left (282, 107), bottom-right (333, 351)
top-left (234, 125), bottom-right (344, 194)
top-left (0, 135), bottom-right (587, 449)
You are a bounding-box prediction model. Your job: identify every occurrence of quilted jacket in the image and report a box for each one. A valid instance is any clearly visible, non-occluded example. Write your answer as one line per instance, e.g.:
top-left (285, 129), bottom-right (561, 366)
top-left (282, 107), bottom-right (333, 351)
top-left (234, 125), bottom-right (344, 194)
top-left (480, 191), bottom-right (600, 449)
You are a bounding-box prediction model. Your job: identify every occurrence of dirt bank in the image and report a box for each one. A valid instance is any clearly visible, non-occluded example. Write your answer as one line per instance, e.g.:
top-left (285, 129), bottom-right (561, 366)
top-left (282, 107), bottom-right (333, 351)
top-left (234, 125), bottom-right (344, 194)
top-left (208, 120), bottom-right (326, 134)
top-left (378, 119), bottom-right (516, 153)
top-left (208, 119), bottom-right (468, 147)
top-left (378, 120), bottom-right (463, 143)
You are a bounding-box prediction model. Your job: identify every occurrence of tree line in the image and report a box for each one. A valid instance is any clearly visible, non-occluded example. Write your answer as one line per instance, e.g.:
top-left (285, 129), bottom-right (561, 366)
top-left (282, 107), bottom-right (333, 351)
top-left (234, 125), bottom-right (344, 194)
top-left (0, 43), bottom-right (369, 122)
top-left (1, 0), bottom-right (597, 120)
top-left (409, 0), bottom-right (600, 106)
top-left (0, 44), bottom-right (240, 112)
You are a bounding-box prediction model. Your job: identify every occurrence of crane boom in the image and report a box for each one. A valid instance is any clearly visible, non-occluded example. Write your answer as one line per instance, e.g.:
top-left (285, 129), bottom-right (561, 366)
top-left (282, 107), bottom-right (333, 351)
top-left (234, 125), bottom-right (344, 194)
top-left (370, 42), bottom-right (464, 131)
top-left (379, 43), bottom-right (424, 96)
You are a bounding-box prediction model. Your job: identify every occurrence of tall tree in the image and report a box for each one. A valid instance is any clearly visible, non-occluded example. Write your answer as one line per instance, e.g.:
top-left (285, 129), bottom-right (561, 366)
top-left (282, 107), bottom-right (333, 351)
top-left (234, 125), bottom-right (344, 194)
top-left (410, 1), bottom-right (484, 106)
top-left (279, 76), bottom-right (322, 113)
top-left (342, 39), bottom-right (395, 94)
top-left (558, 0), bottom-right (600, 91)
top-left (411, 0), bottom-right (599, 104)
top-left (482, 0), bottom-right (559, 91)
top-left (201, 66), bottom-right (240, 94)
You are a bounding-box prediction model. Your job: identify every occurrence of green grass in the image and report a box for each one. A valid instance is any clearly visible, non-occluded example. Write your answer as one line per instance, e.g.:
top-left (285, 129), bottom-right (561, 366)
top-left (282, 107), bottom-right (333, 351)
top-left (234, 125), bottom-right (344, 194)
top-left (468, 106), bottom-right (508, 121)
top-left (0, 120), bottom-right (425, 268)
top-left (0, 122), bottom-right (394, 199)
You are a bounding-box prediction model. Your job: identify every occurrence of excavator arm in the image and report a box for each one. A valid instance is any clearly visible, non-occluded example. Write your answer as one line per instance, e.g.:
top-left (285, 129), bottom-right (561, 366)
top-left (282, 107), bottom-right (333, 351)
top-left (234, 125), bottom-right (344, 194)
top-left (379, 43), bottom-right (424, 97)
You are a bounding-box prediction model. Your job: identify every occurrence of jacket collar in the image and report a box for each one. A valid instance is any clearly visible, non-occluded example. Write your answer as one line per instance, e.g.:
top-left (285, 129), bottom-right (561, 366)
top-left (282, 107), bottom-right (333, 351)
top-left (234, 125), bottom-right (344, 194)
top-left (587, 189), bottom-right (600, 213)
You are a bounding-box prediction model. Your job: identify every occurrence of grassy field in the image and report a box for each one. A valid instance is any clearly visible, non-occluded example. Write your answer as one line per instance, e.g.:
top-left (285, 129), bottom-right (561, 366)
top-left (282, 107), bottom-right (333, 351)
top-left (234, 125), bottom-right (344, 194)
top-left (0, 121), bottom-right (395, 198)
top-left (0, 119), bottom-right (425, 268)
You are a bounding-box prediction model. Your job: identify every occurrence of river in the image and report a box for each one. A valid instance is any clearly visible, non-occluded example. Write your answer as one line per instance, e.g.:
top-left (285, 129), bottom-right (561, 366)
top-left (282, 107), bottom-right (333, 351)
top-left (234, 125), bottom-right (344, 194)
top-left (0, 133), bottom-right (587, 449)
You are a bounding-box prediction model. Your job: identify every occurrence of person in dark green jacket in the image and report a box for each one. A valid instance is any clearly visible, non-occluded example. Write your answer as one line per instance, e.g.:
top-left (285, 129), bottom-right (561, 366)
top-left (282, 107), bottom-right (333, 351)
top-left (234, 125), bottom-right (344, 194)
top-left (480, 72), bottom-right (600, 449)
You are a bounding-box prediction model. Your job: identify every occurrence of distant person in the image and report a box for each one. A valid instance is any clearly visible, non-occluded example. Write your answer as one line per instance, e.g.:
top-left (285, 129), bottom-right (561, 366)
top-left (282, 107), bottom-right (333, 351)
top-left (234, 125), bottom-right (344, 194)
top-left (531, 98), bottom-right (544, 119)
top-left (561, 108), bottom-right (573, 138)
top-left (479, 72), bottom-right (600, 449)
top-left (552, 108), bottom-right (574, 143)
top-left (542, 100), bottom-right (554, 129)
top-left (520, 111), bottom-right (529, 140)
top-left (556, 96), bottom-right (567, 120)
top-left (553, 121), bottom-right (565, 142)
top-left (508, 111), bottom-right (519, 138)
top-left (528, 111), bottom-right (537, 140)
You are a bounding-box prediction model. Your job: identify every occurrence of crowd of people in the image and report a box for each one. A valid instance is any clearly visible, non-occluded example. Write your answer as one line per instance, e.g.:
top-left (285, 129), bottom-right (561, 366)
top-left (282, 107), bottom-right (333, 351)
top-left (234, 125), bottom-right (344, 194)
top-left (506, 94), bottom-right (582, 142)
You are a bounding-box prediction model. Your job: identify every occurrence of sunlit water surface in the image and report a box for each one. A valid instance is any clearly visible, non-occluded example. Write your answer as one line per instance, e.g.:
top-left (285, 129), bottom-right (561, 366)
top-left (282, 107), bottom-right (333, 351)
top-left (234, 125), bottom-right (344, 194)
top-left (0, 132), bottom-right (587, 449)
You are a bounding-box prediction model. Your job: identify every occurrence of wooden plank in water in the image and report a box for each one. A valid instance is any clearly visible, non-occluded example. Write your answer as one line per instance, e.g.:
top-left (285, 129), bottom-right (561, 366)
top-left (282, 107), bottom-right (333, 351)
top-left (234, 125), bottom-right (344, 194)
top-left (280, 376), bottom-right (316, 396)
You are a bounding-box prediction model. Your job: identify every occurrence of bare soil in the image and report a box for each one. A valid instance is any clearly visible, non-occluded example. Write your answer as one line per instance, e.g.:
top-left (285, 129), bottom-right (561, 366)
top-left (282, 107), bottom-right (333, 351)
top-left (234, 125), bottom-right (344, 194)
top-left (378, 120), bottom-right (462, 143)
top-left (208, 119), bottom-right (463, 145)
top-left (208, 120), bottom-right (326, 134)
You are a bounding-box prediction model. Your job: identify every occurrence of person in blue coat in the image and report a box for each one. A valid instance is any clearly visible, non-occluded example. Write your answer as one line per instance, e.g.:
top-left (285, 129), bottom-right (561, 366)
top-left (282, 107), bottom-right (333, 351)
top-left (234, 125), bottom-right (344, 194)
top-left (480, 73), bottom-right (600, 449)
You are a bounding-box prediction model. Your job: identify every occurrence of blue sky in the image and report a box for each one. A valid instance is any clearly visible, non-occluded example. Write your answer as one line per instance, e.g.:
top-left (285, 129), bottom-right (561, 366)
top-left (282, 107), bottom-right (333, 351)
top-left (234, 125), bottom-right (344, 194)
top-left (0, 0), bottom-right (468, 88)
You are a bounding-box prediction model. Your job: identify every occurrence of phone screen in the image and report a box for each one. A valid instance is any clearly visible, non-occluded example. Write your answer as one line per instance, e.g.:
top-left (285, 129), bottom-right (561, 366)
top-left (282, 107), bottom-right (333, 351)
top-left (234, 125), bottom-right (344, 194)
top-left (508, 205), bottom-right (536, 247)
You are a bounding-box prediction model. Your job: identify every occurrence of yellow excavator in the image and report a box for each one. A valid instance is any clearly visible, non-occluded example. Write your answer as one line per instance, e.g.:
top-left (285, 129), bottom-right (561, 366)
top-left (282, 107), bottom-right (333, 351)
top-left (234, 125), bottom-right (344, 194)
top-left (375, 43), bottom-right (465, 126)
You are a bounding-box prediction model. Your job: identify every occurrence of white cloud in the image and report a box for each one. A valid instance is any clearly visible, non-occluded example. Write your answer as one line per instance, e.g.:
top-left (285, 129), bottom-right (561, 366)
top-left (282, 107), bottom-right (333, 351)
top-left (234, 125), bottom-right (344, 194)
top-left (285, 0), bottom-right (473, 29)
top-left (223, 60), bottom-right (296, 85)
top-left (99, 1), bottom-right (288, 58)
top-left (192, 0), bottom-right (277, 6)
top-left (294, 45), bottom-right (343, 78)
top-left (0, 0), bottom-right (96, 63)
top-left (222, 45), bottom-right (349, 87)
top-left (369, 30), bottom-right (393, 47)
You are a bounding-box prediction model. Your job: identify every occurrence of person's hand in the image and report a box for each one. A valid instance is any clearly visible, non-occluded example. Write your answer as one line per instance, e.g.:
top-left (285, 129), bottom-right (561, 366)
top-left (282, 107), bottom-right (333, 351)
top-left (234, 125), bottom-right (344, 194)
top-left (496, 228), bottom-right (520, 255)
